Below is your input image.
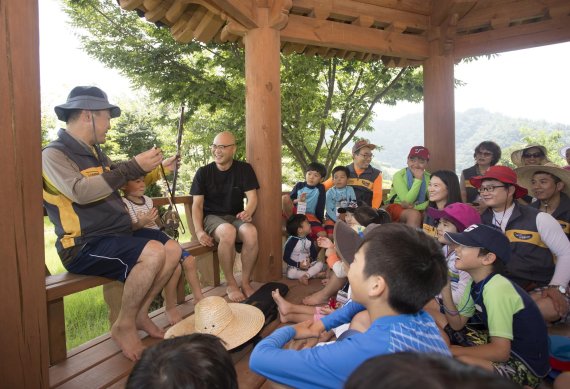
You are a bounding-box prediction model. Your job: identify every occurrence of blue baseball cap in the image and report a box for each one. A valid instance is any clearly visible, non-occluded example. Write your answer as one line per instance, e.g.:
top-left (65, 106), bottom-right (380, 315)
top-left (444, 224), bottom-right (511, 264)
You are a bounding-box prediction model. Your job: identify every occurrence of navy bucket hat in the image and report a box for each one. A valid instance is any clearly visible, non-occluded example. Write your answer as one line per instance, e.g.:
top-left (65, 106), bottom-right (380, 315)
top-left (54, 86), bottom-right (121, 122)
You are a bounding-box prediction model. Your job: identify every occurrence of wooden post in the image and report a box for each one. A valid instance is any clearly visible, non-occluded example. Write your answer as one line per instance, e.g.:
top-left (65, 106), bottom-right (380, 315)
top-left (423, 41), bottom-right (455, 172)
top-left (244, 7), bottom-right (283, 282)
top-left (0, 0), bottom-right (49, 387)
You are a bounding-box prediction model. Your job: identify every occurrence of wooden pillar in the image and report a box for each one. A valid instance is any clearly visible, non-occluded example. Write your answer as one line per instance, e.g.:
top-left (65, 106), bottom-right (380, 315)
top-left (423, 41), bottom-right (455, 172)
top-left (0, 0), bottom-right (49, 387)
top-left (244, 7), bottom-right (283, 282)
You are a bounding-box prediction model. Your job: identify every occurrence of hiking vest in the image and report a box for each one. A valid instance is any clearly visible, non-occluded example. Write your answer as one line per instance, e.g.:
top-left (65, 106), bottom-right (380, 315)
top-left (347, 163), bottom-right (381, 207)
top-left (462, 165), bottom-right (479, 203)
top-left (43, 129), bottom-right (132, 263)
top-left (530, 192), bottom-right (570, 240)
top-left (482, 204), bottom-right (554, 285)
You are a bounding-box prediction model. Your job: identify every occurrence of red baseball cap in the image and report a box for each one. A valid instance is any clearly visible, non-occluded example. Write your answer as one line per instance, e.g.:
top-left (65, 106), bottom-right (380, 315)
top-left (469, 165), bottom-right (528, 199)
top-left (408, 146), bottom-right (430, 160)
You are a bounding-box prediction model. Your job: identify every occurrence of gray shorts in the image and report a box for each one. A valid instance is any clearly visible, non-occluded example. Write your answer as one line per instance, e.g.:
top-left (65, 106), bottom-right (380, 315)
top-left (204, 214), bottom-right (245, 241)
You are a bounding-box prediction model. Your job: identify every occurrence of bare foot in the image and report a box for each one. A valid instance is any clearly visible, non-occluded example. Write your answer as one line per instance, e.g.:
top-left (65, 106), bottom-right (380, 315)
top-left (299, 274), bottom-right (309, 285)
top-left (272, 288), bottom-right (292, 316)
top-left (315, 271), bottom-right (327, 279)
top-left (193, 292), bottom-right (205, 304)
top-left (279, 310), bottom-right (290, 324)
top-left (136, 313), bottom-right (165, 339)
top-left (111, 321), bottom-right (144, 361)
top-left (165, 306), bottom-right (183, 325)
top-left (303, 289), bottom-right (330, 306)
top-left (241, 283), bottom-right (255, 298)
top-left (227, 285), bottom-right (246, 302)
top-left (321, 278), bottom-right (329, 286)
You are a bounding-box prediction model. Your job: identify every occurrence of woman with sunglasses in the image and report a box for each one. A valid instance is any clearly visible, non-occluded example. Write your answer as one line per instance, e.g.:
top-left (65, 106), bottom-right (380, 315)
top-left (510, 144), bottom-right (552, 167)
top-left (460, 141), bottom-right (501, 204)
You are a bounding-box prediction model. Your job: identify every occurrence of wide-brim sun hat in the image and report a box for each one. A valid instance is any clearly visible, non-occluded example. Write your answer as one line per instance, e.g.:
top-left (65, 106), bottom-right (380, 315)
top-left (515, 163), bottom-right (570, 197)
top-left (54, 86), bottom-right (121, 122)
top-left (560, 146), bottom-right (570, 159)
top-left (510, 144), bottom-right (551, 167)
top-left (445, 224), bottom-right (511, 265)
top-left (469, 165), bottom-right (528, 199)
top-left (333, 221), bottom-right (380, 264)
top-left (164, 295), bottom-right (264, 350)
top-left (426, 202), bottom-right (481, 232)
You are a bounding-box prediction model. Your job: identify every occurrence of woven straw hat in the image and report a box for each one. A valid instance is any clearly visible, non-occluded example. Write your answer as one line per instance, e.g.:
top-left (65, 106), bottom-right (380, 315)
top-left (515, 162), bottom-right (570, 197)
top-left (510, 144), bottom-right (551, 167)
top-left (164, 296), bottom-right (264, 350)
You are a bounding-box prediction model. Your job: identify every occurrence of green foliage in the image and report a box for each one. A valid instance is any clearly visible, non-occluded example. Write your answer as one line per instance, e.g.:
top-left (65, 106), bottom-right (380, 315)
top-left (41, 112), bottom-right (57, 147)
top-left (499, 128), bottom-right (567, 167)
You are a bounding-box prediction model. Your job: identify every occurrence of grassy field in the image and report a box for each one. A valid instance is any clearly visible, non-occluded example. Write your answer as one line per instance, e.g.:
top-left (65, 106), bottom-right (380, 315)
top-left (44, 210), bottom-right (194, 350)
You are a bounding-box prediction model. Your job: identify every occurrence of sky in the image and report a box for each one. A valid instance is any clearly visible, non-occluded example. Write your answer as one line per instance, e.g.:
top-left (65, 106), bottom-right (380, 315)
top-left (40, 0), bottom-right (570, 125)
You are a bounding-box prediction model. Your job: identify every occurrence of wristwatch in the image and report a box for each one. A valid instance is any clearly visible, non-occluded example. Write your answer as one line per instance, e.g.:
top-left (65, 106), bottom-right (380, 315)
top-left (548, 285), bottom-right (568, 295)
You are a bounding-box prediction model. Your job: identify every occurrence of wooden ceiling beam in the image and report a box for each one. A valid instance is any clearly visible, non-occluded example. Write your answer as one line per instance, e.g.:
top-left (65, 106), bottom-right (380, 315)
top-left (355, 0), bottom-right (430, 15)
top-left (194, 11), bottom-right (224, 41)
top-left (281, 14), bottom-right (429, 60)
top-left (119, 0), bottom-right (145, 11)
top-left (165, 0), bottom-right (189, 24)
top-left (430, 0), bottom-right (476, 27)
top-left (292, 0), bottom-right (429, 31)
top-left (144, 0), bottom-right (175, 22)
top-left (205, 0), bottom-right (258, 29)
top-left (454, 14), bottom-right (570, 59)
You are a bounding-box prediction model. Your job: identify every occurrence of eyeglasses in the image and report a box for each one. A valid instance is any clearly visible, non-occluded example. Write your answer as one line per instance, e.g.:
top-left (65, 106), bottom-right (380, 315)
top-left (358, 153), bottom-right (373, 159)
top-left (522, 152), bottom-right (544, 158)
top-left (211, 143), bottom-right (235, 151)
top-left (478, 185), bottom-right (507, 193)
top-left (476, 151), bottom-right (492, 157)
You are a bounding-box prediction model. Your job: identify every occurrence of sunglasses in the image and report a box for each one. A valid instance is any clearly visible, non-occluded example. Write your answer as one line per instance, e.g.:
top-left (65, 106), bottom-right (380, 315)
top-left (522, 152), bottom-right (544, 158)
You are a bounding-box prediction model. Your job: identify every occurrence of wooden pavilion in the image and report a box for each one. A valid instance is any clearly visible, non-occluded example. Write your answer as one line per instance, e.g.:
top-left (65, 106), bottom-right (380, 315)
top-left (2, 0), bottom-right (570, 387)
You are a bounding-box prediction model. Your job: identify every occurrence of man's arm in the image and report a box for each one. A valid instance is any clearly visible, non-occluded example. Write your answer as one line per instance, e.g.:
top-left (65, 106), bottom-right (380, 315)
top-left (191, 195), bottom-right (214, 247)
top-left (320, 300), bottom-right (365, 330)
top-left (537, 212), bottom-right (570, 287)
top-left (237, 189), bottom-right (257, 222)
top-left (371, 173), bottom-right (383, 208)
top-left (451, 336), bottom-right (511, 362)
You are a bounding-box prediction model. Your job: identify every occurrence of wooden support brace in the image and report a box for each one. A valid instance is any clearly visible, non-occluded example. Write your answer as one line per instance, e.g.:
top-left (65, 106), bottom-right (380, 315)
top-left (47, 298), bottom-right (67, 366)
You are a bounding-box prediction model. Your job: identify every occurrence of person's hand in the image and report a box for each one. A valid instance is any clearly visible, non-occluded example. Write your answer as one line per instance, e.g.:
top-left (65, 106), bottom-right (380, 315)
top-left (400, 201), bottom-right (414, 209)
top-left (161, 155), bottom-right (180, 172)
top-left (236, 210), bottom-right (252, 223)
top-left (411, 166), bottom-right (425, 180)
top-left (450, 345), bottom-right (466, 356)
top-left (293, 320), bottom-right (325, 340)
top-left (317, 236), bottom-right (333, 249)
top-left (196, 230), bottom-right (215, 247)
top-left (136, 208), bottom-right (158, 225)
top-left (542, 287), bottom-right (569, 318)
top-left (135, 147), bottom-right (163, 172)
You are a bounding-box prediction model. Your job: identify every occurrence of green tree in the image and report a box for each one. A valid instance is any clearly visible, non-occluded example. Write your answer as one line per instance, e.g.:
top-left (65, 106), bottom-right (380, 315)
top-left (64, 0), bottom-right (424, 178)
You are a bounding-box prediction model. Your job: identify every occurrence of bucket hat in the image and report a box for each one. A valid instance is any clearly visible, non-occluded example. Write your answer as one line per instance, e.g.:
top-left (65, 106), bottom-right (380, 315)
top-left (426, 202), bottom-right (481, 232)
top-left (469, 165), bottom-right (528, 199)
top-left (515, 163), bottom-right (570, 197)
top-left (510, 144), bottom-right (551, 167)
top-left (352, 139), bottom-right (377, 154)
top-left (445, 224), bottom-right (511, 264)
top-left (560, 146), bottom-right (570, 159)
top-left (333, 221), bottom-right (380, 264)
top-left (54, 86), bottom-right (121, 122)
top-left (164, 295), bottom-right (264, 350)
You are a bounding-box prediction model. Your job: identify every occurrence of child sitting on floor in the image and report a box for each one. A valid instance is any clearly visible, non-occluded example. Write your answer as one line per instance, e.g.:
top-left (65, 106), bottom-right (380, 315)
top-left (324, 166), bottom-right (357, 239)
top-left (283, 214), bottom-right (325, 285)
top-left (440, 224), bottom-right (550, 388)
top-left (250, 224), bottom-right (450, 388)
top-left (122, 176), bottom-right (204, 324)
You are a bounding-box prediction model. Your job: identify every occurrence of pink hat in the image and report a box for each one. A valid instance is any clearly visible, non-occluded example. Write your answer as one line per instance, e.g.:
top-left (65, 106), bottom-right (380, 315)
top-left (469, 165), bottom-right (528, 199)
top-left (426, 203), bottom-right (481, 232)
top-left (408, 146), bottom-right (430, 160)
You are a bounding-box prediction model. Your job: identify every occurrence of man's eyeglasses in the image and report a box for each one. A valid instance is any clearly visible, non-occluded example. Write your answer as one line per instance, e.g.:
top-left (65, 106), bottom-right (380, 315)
top-left (211, 143), bottom-right (235, 151)
top-left (522, 152), bottom-right (544, 159)
top-left (478, 185), bottom-right (507, 193)
top-left (358, 153), bottom-right (373, 159)
top-left (476, 151), bottom-right (493, 157)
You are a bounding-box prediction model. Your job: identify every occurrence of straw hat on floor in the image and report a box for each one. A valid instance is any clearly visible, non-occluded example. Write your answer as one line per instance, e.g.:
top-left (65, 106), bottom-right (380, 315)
top-left (164, 295), bottom-right (264, 350)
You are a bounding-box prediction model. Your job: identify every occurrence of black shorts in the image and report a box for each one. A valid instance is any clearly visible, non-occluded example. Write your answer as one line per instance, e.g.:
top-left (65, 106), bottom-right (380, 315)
top-left (64, 228), bottom-right (171, 282)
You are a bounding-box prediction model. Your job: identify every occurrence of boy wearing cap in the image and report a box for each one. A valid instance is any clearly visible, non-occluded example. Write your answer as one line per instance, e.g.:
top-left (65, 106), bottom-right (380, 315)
top-left (43, 86), bottom-right (180, 360)
top-left (250, 224), bottom-right (450, 389)
top-left (385, 146), bottom-right (431, 227)
top-left (470, 166), bottom-right (570, 322)
top-left (441, 224), bottom-right (550, 388)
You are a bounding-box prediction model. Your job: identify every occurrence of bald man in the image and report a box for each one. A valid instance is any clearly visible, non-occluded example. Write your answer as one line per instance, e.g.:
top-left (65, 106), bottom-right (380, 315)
top-left (190, 131), bottom-right (260, 301)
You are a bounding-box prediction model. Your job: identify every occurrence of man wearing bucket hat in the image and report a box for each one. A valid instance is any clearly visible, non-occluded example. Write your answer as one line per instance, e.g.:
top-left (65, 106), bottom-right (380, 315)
top-left (469, 165), bottom-right (570, 322)
top-left (322, 139), bottom-right (383, 208)
top-left (440, 224), bottom-right (549, 388)
top-left (250, 224), bottom-right (450, 389)
top-left (43, 86), bottom-right (181, 360)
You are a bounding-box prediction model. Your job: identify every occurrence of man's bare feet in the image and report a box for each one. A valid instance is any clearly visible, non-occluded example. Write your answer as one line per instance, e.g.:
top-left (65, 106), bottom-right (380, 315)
top-left (136, 313), bottom-right (166, 339)
top-left (272, 288), bottom-right (293, 316)
top-left (303, 289), bottom-right (330, 305)
top-left (165, 306), bottom-right (183, 325)
top-left (299, 274), bottom-right (310, 285)
top-left (227, 285), bottom-right (246, 302)
top-left (111, 321), bottom-right (144, 361)
top-left (241, 283), bottom-right (255, 298)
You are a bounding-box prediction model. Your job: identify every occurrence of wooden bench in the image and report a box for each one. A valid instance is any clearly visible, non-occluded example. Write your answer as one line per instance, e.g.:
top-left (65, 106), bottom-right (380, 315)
top-left (45, 195), bottom-right (219, 366)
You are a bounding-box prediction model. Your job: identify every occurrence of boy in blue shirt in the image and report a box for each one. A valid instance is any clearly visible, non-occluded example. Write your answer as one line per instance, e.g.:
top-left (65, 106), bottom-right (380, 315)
top-left (441, 224), bottom-right (550, 388)
top-left (324, 166), bottom-right (357, 239)
top-left (283, 162), bottom-right (327, 239)
top-left (250, 224), bottom-right (450, 389)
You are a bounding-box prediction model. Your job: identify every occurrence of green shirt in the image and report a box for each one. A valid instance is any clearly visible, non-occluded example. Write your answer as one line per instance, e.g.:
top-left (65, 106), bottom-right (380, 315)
top-left (387, 168), bottom-right (430, 211)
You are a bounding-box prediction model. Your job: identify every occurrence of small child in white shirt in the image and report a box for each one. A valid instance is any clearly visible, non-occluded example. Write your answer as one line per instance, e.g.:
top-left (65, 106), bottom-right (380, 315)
top-left (283, 214), bottom-right (325, 285)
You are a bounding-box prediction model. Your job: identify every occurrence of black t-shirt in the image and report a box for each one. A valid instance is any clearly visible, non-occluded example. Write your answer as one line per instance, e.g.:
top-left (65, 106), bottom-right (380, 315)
top-left (190, 160), bottom-right (260, 216)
